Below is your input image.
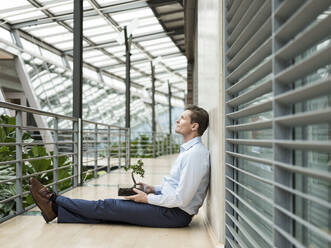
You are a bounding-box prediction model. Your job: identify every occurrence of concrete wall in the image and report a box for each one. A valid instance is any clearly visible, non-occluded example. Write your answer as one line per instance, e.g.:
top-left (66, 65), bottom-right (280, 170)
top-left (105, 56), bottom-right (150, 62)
top-left (197, 0), bottom-right (225, 245)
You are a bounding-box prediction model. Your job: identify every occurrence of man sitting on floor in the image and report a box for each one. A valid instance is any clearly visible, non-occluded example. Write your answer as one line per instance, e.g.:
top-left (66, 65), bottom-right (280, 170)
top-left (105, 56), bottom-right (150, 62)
top-left (30, 105), bottom-right (210, 228)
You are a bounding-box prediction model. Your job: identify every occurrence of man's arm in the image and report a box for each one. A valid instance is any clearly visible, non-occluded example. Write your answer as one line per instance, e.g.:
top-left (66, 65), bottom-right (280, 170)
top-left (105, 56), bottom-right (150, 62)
top-left (147, 151), bottom-right (208, 208)
top-left (136, 182), bottom-right (162, 194)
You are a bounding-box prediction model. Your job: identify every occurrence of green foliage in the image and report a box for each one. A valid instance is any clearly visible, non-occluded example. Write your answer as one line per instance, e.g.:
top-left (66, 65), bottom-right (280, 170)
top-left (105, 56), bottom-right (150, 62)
top-left (139, 135), bottom-right (152, 158)
top-left (130, 138), bottom-right (139, 157)
top-left (124, 159), bottom-right (144, 186)
top-left (124, 159), bottom-right (144, 177)
top-left (0, 114), bottom-right (73, 219)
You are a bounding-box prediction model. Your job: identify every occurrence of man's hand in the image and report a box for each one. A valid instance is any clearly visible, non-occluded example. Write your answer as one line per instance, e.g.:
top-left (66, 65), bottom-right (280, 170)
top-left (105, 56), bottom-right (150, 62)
top-left (124, 188), bottom-right (148, 203)
top-left (136, 182), bottom-right (155, 194)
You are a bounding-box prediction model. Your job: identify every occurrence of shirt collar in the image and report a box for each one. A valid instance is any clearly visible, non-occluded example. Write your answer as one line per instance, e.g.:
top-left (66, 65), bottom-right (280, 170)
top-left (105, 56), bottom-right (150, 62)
top-left (180, 136), bottom-right (201, 152)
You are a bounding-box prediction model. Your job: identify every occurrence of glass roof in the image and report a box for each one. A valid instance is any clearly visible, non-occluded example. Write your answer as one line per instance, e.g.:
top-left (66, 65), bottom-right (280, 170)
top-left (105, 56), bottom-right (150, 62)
top-left (0, 0), bottom-right (186, 130)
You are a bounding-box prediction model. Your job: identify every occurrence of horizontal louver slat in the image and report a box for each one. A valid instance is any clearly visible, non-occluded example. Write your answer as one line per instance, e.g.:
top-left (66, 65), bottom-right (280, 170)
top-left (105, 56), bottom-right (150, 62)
top-left (273, 161), bottom-right (331, 181)
top-left (227, 0), bottom-right (265, 47)
top-left (226, 59), bottom-right (271, 91)
top-left (227, 79), bottom-right (272, 107)
top-left (226, 120), bottom-right (272, 131)
top-left (274, 0), bottom-right (303, 20)
top-left (275, 13), bottom-right (331, 60)
top-left (275, 108), bottom-right (331, 126)
top-left (275, 0), bottom-right (331, 42)
top-left (226, 100), bottom-right (272, 119)
top-left (227, 0), bottom-right (252, 34)
top-left (274, 140), bottom-right (331, 153)
top-left (226, 151), bottom-right (273, 165)
top-left (226, 0), bottom-right (242, 22)
top-left (227, 8), bottom-right (271, 59)
top-left (275, 43), bottom-right (331, 84)
top-left (226, 138), bottom-right (272, 147)
top-left (275, 76), bottom-right (331, 104)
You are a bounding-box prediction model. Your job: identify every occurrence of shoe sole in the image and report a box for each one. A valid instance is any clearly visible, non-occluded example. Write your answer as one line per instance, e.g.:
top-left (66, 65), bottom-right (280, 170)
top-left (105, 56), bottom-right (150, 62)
top-left (29, 187), bottom-right (51, 223)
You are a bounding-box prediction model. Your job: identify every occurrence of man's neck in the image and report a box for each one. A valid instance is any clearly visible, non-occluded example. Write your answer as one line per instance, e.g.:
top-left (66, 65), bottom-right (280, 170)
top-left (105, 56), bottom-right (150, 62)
top-left (183, 134), bottom-right (199, 143)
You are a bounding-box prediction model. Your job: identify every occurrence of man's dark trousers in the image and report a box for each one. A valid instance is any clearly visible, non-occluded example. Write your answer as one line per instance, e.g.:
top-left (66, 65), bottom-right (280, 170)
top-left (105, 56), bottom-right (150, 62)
top-left (55, 195), bottom-right (193, 228)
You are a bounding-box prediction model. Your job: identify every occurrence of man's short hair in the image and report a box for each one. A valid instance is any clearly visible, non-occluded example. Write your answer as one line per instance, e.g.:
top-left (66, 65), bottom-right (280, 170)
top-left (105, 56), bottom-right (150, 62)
top-left (185, 105), bottom-right (209, 136)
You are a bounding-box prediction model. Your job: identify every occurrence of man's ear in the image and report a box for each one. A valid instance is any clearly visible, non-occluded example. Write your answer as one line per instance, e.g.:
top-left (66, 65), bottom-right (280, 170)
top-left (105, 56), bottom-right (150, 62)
top-left (192, 123), bottom-right (199, 132)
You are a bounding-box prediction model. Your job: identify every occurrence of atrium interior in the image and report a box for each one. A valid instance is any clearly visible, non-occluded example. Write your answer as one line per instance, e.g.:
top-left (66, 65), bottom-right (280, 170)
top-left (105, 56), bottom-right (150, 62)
top-left (0, 1), bottom-right (331, 248)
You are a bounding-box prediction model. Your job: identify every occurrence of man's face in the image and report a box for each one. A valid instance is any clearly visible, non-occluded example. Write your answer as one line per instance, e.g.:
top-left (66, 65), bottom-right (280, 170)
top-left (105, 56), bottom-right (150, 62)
top-left (175, 110), bottom-right (196, 136)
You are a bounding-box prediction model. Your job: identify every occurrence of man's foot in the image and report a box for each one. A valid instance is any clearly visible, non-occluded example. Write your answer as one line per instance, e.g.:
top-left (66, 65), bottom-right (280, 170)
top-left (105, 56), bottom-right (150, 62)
top-left (29, 178), bottom-right (57, 223)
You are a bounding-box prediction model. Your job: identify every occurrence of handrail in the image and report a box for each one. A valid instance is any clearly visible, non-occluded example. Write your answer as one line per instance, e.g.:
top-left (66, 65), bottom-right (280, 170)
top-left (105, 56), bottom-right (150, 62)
top-left (0, 101), bottom-right (180, 223)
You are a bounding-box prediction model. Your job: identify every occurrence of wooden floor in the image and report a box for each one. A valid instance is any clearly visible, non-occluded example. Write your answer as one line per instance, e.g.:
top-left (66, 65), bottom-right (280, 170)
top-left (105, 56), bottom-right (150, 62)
top-left (0, 155), bottom-right (213, 248)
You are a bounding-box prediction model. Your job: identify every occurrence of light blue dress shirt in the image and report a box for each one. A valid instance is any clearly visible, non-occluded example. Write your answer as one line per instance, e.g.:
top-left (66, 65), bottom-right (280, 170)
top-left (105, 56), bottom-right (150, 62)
top-left (147, 136), bottom-right (210, 215)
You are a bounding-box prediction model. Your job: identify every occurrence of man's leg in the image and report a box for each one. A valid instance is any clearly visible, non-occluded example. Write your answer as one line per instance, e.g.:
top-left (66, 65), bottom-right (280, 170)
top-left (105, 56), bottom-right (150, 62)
top-left (56, 195), bottom-right (192, 228)
top-left (57, 206), bottom-right (103, 224)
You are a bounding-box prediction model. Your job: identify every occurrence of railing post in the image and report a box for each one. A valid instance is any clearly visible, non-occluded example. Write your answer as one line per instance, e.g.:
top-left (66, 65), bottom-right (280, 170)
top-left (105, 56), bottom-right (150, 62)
top-left (152, 131), bottom-right (156, 158)
top-left (157, 133), bottom-right (161, 157)
top-left (74, 118), bottom-right (81, 186)
top-left (118, 128), bottom-right (121, 168)
top-left (53, 117), bottom-right (58, 193)
top-left (107, 126), bottom-right (111, 173)
top-left (125, 128), bottom-right (130, 167)
top-left (162, 134), bottom-right (165, 156)
top-left (94, 124), bottom-right (98, 178)
top-left (15, 110), bottom-right (23, 213)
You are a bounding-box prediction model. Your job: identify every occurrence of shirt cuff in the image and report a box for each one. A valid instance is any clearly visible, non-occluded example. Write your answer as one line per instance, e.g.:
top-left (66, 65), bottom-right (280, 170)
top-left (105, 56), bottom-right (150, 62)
top-left (147, 194), bottom-right (160, 205)
top-left (154, 185), bottom-right (162, 195)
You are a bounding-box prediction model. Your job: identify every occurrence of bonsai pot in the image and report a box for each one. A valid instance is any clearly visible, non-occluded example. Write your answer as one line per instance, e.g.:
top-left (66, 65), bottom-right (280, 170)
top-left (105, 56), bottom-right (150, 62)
top-left (118, 184), bottom-right (137, 196)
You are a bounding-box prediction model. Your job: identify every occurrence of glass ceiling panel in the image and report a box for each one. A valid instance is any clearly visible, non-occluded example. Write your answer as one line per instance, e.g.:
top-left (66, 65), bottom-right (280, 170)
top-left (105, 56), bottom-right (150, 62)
top-left (84, 55), bottom-right (110, 63)
top-left (130, 72), bottom-right (141, 77)
top-left (131, 53), bottom-right (148, 60)
top-left (88, 33), bottom-right (118, 43)
top-left (44, 33), bottom-right (73, 43)
top-left (105, 46), bottom-right (125, 54)
top-left (84, 26), bottom-right (116, 36)
top-left (54, 40), bottom-right (88, 50)
top-left (0, 1), bottom-right (31, 10)
top-left (65, 16), bottom-right (109, 29)
top-left (92, 59), bottom-right (119, 67)
top-left (144, 42), bottom-right (174, 51)
top-left (96, 0), bottom-right (122, 7)
top-left (42, 0), bottom-right (92, 14)
top-left (162, 56), bottom-right (187, 63)
top-left (47, 3), bottom-right (73, 14)
top-left (111, 8), bottom-right (154, 23)
top-left (134, 62), bottom-right (151, 70)
top-left (22, 22), bottom-right (60, 32)
top-left (107, 67), bottom-right (126, 73)
top-left (139, 37), bottom-right (172, 46)
top-left (132, 24), bottom-right (163, 36)
top-left (0, 0), bottom-right (185, 128)
top-left (37, 28), bottom-right (71, 38)
top-left (0, 27), bottom-right (13, 43)
top-left (150, 47), bottom-right (179, 57)
top-left (4, 10), bottom-right (47, 23)
top-left (137, 17), bottom-right (159, 26)
top-left (83, 50), bottom-right (105, 58)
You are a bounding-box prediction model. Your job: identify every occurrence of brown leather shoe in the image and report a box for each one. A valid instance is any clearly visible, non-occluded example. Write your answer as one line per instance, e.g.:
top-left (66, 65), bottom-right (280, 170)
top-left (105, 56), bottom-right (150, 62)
top-left (29, 178), bottom-right (56, 223)
top-left (29, 178), bottom-right (55, 200)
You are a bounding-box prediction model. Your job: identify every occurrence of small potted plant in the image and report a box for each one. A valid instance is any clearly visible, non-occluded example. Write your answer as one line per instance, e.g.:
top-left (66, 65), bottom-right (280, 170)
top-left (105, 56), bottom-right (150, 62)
top-left (118, 159), bottom-right (145, 196)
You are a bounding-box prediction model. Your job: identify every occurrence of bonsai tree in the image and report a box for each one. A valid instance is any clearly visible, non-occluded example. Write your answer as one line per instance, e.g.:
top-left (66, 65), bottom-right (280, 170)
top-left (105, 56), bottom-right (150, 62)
top-left (118, 159), bottom-right (145, 196)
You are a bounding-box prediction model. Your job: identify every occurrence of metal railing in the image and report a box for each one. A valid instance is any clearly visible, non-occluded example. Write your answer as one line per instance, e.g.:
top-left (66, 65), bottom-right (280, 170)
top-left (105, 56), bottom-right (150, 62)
top-left (130, 131), bottom-right (182, 158)
top-left (0, 101), bottom-right (129, 223)
top-left (81, 120), bottom-right (130, 181)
